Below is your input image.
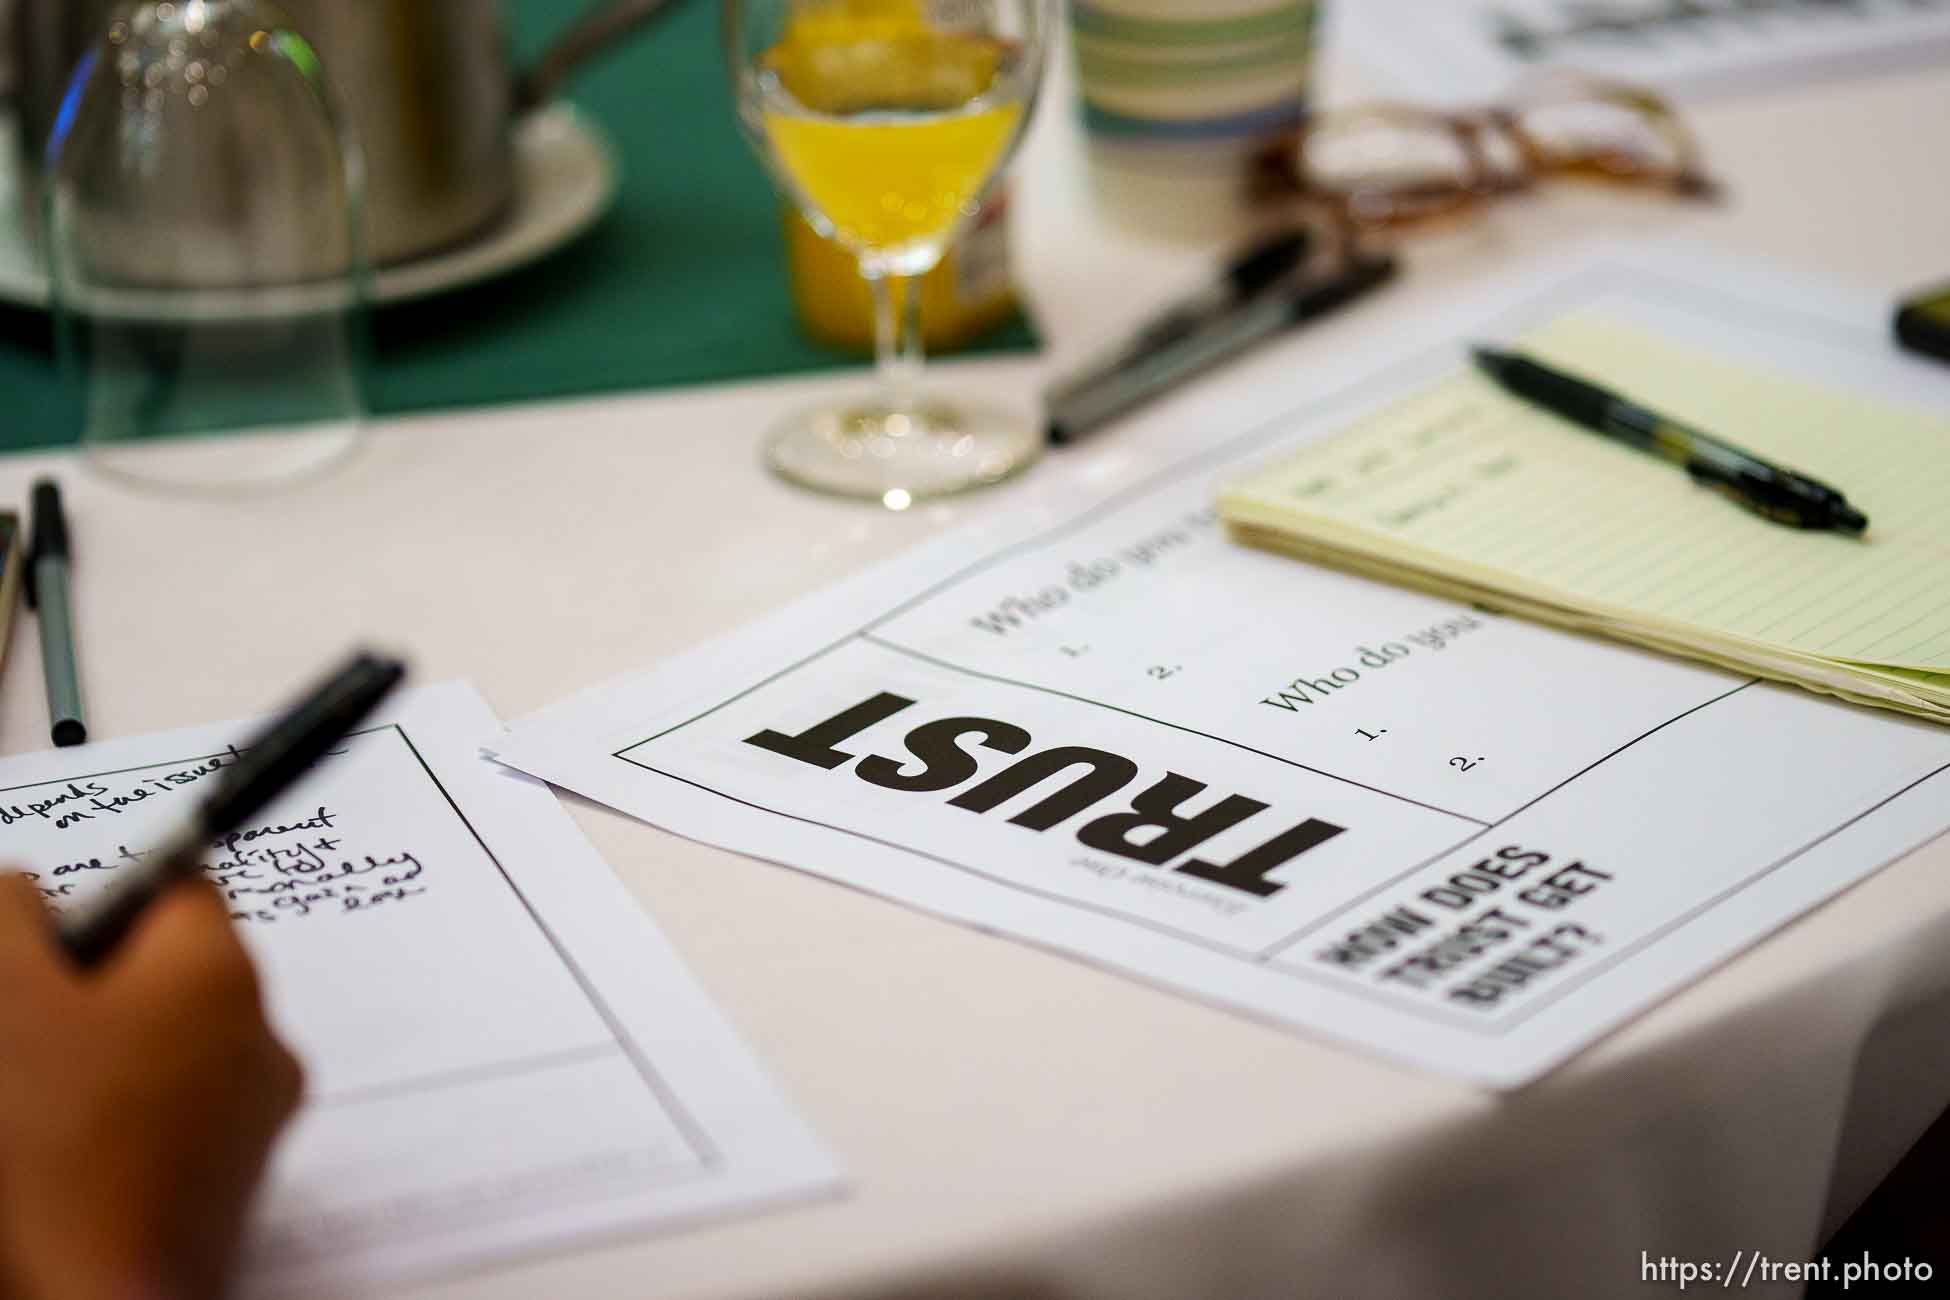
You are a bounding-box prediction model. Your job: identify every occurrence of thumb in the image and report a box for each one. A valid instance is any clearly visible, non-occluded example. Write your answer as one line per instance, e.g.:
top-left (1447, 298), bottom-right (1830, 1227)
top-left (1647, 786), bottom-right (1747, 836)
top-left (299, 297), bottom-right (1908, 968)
top-left (108, 878), bottom-right (262, 1006)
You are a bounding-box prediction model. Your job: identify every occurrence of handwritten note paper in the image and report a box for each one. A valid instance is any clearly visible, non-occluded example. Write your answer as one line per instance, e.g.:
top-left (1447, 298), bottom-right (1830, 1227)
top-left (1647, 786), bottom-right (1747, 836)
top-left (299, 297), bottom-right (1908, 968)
top-left (0, 683), bottom-right (838, 1296)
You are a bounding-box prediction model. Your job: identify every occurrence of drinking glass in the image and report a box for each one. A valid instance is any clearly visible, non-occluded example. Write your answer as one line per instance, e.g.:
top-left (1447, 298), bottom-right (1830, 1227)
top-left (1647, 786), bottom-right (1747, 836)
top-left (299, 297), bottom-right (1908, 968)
top-left (725, 0), bottom-right (1052, 507)
top-left (44, 0), bottom-right (367, 493)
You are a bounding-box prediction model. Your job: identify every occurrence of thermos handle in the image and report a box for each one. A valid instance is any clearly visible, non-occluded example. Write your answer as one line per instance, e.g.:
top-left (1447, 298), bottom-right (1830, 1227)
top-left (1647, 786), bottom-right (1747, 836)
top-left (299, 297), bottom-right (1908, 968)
top-left (514, 0), bottom-right (686, 113)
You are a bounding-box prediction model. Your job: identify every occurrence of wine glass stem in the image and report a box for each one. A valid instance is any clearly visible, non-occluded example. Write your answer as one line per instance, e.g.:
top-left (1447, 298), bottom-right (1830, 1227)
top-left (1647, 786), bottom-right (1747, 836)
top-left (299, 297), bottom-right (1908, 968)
top-left (868, 271), bottom-right (925, 418)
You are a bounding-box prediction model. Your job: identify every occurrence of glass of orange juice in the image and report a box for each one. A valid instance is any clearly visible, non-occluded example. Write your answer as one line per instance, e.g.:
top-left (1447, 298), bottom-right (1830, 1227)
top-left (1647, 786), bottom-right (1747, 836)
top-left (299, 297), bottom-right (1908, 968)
top-left (725, 0), bottom-right (1052, 506)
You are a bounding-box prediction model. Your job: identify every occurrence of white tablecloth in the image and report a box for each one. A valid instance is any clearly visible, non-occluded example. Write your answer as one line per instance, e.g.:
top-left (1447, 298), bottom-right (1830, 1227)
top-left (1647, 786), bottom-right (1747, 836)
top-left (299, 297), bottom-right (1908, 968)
top-left (2, 43), bottom-right (1947, 1300)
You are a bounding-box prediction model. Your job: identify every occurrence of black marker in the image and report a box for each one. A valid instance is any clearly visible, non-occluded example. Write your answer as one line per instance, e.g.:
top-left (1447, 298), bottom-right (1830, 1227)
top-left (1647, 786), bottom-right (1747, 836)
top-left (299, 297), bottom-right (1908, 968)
top-left (58, 651), bottom-right (407, 967)
top-left (1045, 229), bottom-right (1313, 440)
top-left (1471, 346), bottom-right (1868, 535)
top-left (28, 480), bottom-right (85, 747)
top-left (1120, 227), bottom-right (1313, 356)
top-left (1047, 255), bottom-right (1397, 445)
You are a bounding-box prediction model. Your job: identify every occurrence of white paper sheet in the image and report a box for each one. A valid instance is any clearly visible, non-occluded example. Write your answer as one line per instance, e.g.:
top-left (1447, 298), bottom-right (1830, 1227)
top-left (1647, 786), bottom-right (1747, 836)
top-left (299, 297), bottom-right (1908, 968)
top-left (0, 682), bottom-right (839, 1296)
top-left (494, 245), bottom-right (1950, 1088)
top-left (1331, 0), bottom-right (1950, 103)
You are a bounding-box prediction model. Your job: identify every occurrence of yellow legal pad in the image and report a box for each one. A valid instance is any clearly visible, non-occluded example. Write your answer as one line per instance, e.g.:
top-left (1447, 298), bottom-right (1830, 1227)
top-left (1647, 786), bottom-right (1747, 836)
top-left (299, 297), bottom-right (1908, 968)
top-left (1218, 312), bottom-right (1950, 724)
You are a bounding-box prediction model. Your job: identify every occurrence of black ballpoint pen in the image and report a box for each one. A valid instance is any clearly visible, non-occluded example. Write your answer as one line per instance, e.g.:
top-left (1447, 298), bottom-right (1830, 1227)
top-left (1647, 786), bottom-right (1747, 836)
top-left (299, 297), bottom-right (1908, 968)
top-left (58, 651), bottom-right (407, 967)
top-left (1471, 347), bottom-right (1869, 535)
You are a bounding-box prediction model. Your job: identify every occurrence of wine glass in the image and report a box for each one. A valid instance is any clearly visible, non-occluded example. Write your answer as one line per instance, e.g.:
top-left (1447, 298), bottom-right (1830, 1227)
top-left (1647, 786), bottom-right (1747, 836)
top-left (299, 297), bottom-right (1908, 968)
top-left (725, 0), bottom-right (1052, 508)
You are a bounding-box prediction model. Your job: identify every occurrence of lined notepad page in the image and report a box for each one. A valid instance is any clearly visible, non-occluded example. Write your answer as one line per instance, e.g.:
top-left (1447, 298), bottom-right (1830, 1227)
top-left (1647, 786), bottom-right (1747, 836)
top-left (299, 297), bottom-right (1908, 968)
top-left (1222, 312), bottom-right (1950, 673)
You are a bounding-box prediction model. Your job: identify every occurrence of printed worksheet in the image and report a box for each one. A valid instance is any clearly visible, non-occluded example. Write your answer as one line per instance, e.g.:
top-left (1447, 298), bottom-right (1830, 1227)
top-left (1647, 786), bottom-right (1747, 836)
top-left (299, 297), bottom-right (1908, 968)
top-left (495, 246), bottom-right (1950, 1087)
top-left (1334, 0), bottom-right (1950, 102)
top-left (0, 683), bottom-right (838, 1295)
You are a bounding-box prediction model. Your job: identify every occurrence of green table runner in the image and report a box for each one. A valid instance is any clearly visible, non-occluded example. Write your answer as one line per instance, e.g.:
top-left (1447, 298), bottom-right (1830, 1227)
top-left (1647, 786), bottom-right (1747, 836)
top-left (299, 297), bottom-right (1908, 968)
top-left (0, 0), bottom-right (1037, 453)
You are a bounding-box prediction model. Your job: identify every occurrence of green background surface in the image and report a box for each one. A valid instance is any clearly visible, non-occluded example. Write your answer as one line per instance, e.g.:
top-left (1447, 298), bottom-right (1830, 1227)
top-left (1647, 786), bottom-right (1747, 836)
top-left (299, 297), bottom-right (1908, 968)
top-left (0, 0), bottom-right (1037, 453)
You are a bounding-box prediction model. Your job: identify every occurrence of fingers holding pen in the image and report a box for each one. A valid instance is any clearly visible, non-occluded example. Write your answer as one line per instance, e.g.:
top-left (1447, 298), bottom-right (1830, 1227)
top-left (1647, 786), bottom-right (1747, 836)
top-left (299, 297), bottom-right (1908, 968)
top-left (0, 869), bottom-right (252, 1003)
top-left (0, 871), bottom-right (74, 999)
top-left (0, 875), bottom-right (302, 1300)
top-left (109, 879), bottom-right (305, 1109)
top-left (0, 869), bottom-right (54, 932)
top-left (0, 868), bottom-right (305, 1129)
top-left (113, 877), bottom-right (259, 1001)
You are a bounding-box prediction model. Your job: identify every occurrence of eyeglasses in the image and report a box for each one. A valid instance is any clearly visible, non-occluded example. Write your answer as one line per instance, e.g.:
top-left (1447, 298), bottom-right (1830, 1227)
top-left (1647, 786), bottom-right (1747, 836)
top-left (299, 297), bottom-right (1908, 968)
top-left (1252, 75), bottom-right (1719, 231)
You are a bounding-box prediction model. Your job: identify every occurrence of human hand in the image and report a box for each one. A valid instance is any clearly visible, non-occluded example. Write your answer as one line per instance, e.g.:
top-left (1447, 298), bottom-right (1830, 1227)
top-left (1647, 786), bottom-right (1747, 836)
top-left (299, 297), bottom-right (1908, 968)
top-left (0, 873), bottom-right (303, 1300)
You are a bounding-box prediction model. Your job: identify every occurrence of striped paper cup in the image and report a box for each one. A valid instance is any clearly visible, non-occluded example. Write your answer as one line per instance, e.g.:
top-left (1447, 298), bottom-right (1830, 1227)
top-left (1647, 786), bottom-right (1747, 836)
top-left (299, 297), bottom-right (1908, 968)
top-left (1070, 0), bottom-right (1321, 240)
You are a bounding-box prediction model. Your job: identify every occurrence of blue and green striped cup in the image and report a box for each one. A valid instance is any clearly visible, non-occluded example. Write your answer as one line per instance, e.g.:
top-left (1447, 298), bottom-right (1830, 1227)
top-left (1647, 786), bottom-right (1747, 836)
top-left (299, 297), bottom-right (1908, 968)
top-left (1069, 0), bottom-right (1322, 239)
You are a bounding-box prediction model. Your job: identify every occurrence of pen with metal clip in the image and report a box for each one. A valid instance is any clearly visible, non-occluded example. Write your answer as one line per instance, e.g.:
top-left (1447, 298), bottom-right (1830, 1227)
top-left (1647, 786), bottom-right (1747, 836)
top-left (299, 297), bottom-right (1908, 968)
top-left (1045, 228), bottom-right (1315, 441)
top-left (1470, 347), bottom-right (1868, 534)
top-left (1048, 255), bottom-right (1398, 445)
